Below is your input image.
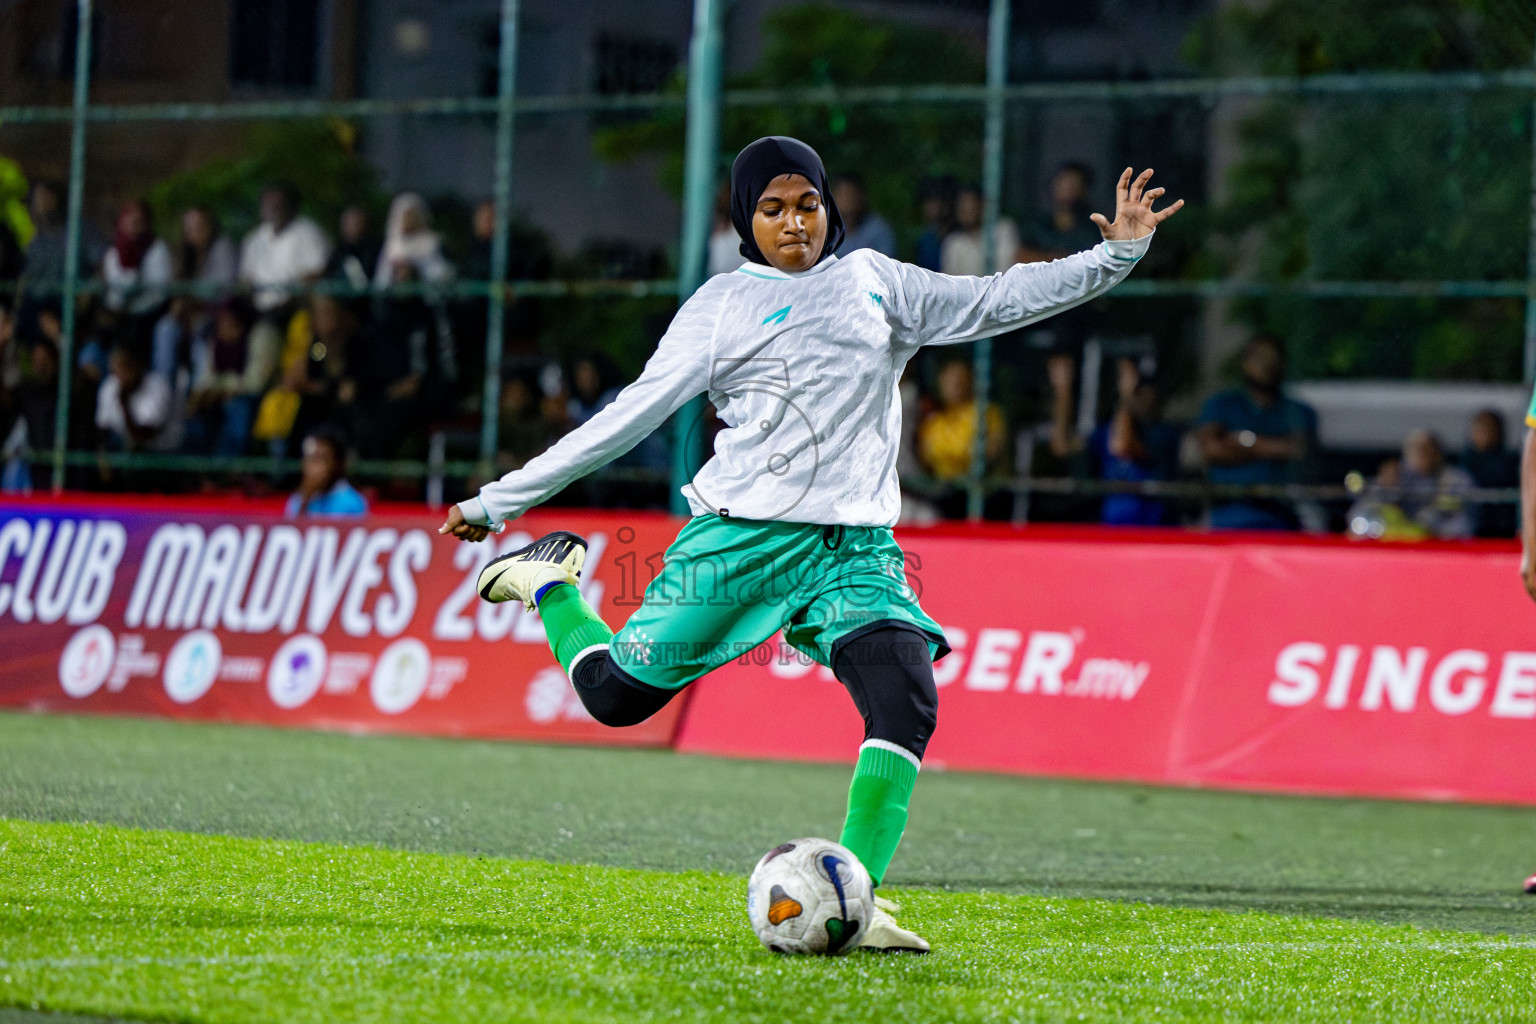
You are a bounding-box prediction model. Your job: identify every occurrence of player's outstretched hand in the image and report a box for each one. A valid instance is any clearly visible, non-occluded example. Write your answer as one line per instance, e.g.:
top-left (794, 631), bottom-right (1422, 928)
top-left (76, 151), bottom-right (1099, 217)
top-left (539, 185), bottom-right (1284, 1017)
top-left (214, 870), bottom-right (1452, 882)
top-left (1091, 168), bottom-right (1183, 242)
top-left (438, 504), bottom-right (492, 543)
top-left (1521, 547), bottom-right (1536, 604)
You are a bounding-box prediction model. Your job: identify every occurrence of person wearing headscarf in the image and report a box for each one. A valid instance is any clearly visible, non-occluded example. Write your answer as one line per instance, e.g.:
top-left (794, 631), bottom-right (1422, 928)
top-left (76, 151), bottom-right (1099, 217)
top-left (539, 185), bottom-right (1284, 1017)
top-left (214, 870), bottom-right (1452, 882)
top-left (101, 198), bottom-right (173, 316)
top-left (441, 137), bottom-right (1183, 952)
top-left (373, 192), bottom-right (454, 290)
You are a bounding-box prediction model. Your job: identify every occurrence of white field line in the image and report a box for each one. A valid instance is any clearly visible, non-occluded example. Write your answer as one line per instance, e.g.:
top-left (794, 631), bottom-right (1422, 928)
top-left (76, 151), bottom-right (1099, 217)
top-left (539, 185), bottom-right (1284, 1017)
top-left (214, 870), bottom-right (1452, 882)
top-left (5, 939), bottom-right (1536, 973)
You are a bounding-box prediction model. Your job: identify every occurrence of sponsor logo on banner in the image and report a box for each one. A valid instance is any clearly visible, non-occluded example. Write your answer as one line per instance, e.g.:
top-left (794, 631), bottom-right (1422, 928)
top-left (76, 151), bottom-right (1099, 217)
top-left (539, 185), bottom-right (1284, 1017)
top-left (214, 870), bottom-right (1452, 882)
top-left (370, 637), bottom-right (431, 714)
top-left (267, 634), bottom-right (329, 710)
top-left (524, 666), bottom-right (596, 724)
top-left (1268, 642), bottom-right (1536, 718)
top-left (163, 630), bottom-right (222, 704)
top-left (59, 625), bottom-right (116, 698)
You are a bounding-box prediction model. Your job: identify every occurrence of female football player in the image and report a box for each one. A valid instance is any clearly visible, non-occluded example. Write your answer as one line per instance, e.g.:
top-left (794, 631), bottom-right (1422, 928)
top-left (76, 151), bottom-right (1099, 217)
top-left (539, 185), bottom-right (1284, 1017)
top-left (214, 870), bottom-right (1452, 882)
top-left (439, 136), bottom-right (1181, 951)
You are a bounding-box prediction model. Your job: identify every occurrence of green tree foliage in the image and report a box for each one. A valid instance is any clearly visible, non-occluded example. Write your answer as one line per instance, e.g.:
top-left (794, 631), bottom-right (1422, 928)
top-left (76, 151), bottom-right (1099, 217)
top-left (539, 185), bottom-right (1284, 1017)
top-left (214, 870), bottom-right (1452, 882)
top-left (594, 4), bottom-right (986, 257)
top-left (0, 155), bottom-right (33, 249)
top-left (1186, 0), bottom-right (1536, 381)
top-left (148, 119), bottom-right (385, 242)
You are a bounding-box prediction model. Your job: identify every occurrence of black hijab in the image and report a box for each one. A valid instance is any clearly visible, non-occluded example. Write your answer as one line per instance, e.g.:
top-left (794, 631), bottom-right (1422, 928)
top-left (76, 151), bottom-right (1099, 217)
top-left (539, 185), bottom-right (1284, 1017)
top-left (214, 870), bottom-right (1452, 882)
top-left (729, 136), bottom-right (845, 267)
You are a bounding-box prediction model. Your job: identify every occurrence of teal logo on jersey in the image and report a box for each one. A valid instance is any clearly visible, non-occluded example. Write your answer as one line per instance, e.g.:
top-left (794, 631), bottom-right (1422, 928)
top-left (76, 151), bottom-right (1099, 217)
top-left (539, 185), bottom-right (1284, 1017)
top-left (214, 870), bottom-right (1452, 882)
top-left (868, 292), bottom-right (883, 306)
top-left (762, 305), bottom-right (791, 326)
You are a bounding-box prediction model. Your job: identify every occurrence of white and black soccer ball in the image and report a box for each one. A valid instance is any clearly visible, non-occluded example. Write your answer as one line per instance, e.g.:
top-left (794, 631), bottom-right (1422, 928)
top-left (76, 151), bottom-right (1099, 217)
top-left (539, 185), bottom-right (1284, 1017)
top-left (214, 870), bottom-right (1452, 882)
top-left (746, 838), bottom-right (874, 955)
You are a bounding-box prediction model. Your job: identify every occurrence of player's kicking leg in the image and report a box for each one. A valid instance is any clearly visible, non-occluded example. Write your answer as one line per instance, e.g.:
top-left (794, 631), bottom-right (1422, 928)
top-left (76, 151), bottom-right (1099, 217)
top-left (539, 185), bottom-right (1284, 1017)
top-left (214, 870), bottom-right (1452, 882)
top-left (830, 624), bottom-right (939, 953)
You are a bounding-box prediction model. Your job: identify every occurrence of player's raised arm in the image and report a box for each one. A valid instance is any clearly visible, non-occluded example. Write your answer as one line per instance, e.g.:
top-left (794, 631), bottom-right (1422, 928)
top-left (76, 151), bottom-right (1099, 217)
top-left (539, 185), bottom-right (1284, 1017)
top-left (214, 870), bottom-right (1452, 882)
top-left (439, 287), bottom-right (720, 541)
top-left (884, 167), bottom-right (1182, 349)
top-left (1521, 422), bottom-right (1536, 601)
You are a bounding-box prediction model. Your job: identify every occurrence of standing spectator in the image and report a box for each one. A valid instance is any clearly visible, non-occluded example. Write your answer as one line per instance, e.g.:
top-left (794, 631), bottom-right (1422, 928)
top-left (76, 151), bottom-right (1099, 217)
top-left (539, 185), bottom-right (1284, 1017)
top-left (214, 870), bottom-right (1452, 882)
top-left (20, 181), bottom-right (70, 285)
top-left (917, 358), bottom-right (1007, 519)
top-left (940, 184), bottom-right (1019, 277)
top-left (239, 183), bottom-right (330, 313)
top-left (1090, 358), bottom-right (1181, 526)
top-left (326, 205), bottom-right (378, 292)
top-left (1462, 408), bottom-right (1518, 537)
top-left (101, 198), bottom-right (173, 318)
top-left (1196, 334), bottom-right (1317, 530)
top-left (565, 356), bottom-right (619, 427)
top-left (914, 176), bottom-right (955, 272)
top-left (286, 425), bottom-right (367, 518)
top-left (1018, 162), bottom-right (1103, 262)
top-left (96, 342), bottom-right (179, 452)
top-left (152, 206), bottom-right (238, 384)
top-left (495, 372), bottom-right (558, 474)
top-left (832, 174), bottom-right (897, 258)
top-left (374, 193), bottom-right (453, 289)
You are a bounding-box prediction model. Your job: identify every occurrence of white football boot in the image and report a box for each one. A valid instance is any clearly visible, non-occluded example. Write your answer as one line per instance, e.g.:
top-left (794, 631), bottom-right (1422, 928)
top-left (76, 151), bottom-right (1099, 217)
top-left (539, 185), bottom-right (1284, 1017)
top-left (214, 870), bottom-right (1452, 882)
top-left (476, 531), bottom-right (588, 609)
top-left (859, 895), bottom-right (930, 953)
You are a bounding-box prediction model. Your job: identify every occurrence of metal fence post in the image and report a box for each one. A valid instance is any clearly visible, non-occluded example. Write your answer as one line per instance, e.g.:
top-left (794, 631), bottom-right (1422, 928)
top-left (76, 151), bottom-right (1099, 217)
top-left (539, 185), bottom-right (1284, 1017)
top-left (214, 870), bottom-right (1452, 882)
top-left (669, 0), bottom-right (726, 515)
top-left (51, 0), bottom-right (93, 492)
top-left (478, 0), bottom-right (521, 481)
top-left (968, 0), bottom-right (1010, 521)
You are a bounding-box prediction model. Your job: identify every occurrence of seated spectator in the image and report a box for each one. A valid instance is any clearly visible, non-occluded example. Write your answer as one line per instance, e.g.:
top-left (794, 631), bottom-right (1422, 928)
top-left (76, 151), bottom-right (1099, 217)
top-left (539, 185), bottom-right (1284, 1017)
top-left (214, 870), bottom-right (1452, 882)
top-left (240, 183), bottom-right (330, 313)
top-left (350, 287), bottom-right (452, 457)
top-left (374, 193), bottom-right (453, 290)
top-left (326, 205), bottom-right (379, 293)
top-left (940, 184), bottom-right (1020, 277)
top-left (917, 358), bottom-right (1007, 519)
top-left (286, 425), bottom-right (368, 518)
top-left (102, 199), bottom-right (173, 318)
top-left (832, 174), bottom-right (897, 258)
top-left (495, 372), bottom-right (558, 473)
top-left (1, 334), bottom-right (63, 493)
top-left (1348, 430), bottom-right (1474, 540)
top-left (1090, 358), bottom-right (1181, 526)
top-left (185, 298), bottom-right (279, 457)
top-left (913, 176), bottom-right (955, 272)
top-left (1018, 162), bottom-right (1103, 263)
top-left (1196, 334), bottom-right (1316, 530)
top-left (152, 206), bottom-right (237, 383)
top-left (566, 356), bottom-right (619, 427)
top-left (1462, 408), bottom-right (1518, 537)
top-left (96, 342), bottom-right (179, 452)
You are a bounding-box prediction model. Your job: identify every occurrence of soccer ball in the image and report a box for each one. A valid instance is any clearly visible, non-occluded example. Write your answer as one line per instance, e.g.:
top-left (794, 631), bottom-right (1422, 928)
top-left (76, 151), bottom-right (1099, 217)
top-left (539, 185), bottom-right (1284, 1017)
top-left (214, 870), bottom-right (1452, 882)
top-left (746, 838), bottom-right (874, 955)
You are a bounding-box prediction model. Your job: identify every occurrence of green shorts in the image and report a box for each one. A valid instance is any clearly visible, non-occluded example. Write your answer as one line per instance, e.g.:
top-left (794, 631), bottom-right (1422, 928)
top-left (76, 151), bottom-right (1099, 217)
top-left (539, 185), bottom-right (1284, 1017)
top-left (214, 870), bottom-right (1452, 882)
top-left (609, 516), bottom-right (949, 691)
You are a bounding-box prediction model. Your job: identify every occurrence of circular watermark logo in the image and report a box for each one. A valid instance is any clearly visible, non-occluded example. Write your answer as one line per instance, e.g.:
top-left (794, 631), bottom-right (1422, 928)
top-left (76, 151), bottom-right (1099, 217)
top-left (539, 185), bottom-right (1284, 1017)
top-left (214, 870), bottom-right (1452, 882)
top-left (59, 625), bottom-right (116, 699)
top-left (679, 377), bottom-right (822, 522)
top-left (267, 634), bottom-right (329, 710)
top-left (163, 630), bottom-right (222, 705)
top-left (369, 638), bottom-right (432, 715)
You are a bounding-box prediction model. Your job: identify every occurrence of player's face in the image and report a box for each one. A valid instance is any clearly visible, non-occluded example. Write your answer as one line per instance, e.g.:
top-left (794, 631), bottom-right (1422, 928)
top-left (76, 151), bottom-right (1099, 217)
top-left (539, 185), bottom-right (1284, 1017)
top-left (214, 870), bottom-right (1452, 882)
top-left (752, 174), bottom-right (828, 273)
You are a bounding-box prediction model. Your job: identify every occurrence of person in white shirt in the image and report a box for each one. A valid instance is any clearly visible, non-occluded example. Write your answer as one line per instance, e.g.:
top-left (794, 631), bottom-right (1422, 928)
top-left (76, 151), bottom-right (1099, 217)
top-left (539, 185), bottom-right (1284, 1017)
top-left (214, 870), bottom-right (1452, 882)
top-left (439, 137), bottom-right (1181, 952)
top-left (939, 182), bottom-right (1021, 277)
top-left (96, 343), bottom-right (180, 452)
top-left (101, 199), bottom-right (173, 317)
top-left (373, 192), bottom-right (454, 290)
top-left (239, 184), bottom-right (330, 312)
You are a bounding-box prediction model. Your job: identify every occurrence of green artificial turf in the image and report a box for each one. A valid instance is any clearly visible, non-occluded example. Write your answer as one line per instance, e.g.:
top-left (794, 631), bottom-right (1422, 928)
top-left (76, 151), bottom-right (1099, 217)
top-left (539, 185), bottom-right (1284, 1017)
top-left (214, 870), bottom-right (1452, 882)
top-left (2, 712), bottom-right (1534, 935)
top-left (4, 818), bottom-right (1536, 1024)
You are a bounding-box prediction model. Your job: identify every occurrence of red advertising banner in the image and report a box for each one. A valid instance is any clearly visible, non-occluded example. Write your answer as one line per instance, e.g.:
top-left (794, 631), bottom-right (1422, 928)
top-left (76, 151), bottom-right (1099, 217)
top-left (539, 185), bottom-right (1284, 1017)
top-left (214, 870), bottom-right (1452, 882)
top-left (0, 498), bottom-right (685, 747)
top-left (676, 526), bottom-right (1536, 805)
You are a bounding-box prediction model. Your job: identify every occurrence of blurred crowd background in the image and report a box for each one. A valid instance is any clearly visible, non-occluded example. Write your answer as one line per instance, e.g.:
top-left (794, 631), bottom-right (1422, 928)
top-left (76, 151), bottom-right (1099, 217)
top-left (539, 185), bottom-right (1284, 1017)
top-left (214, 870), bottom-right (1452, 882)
top-left (1, 0), bottom-right (1533, 536)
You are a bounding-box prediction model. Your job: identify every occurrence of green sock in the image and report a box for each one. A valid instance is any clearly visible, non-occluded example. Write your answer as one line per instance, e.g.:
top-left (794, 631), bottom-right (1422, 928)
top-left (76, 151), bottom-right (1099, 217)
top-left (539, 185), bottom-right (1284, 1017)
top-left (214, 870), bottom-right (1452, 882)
top-left (536, 583), bottom-right (613, 673)
top-left (837, 741), bottom-right (920, 887)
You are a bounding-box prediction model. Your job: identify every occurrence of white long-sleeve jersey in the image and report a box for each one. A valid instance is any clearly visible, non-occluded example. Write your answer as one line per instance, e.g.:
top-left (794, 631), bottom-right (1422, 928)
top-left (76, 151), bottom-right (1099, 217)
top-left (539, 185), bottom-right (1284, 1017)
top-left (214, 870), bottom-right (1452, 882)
top-left (461, 231), bottom-right (1153, 529)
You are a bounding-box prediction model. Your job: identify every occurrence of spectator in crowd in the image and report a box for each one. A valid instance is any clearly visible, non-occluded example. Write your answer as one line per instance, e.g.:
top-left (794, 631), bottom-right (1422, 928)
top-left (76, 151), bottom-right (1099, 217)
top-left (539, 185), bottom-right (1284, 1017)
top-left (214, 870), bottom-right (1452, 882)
top-left (832, 174), bottom-right (897, 258)
top-left (940, 183), bottom-right (1020, 277)
top-left (185, 297), bottom-right (277, 457)
top-left (1462, 408), bottom-right (1518, 537)
top-left (374, 193), bottom-right (453, 289)
top-left (239, 183), bottom-right (330, 313)
top-left (495, 372), bottom-right (558, 474)
top-left (914, 176), bottom-right (955, 272)
top-left (285, 424), bottom-right (367, 518)
top-left (21, 181), bottom-right (71, 285)
top-left (1091, 358), bottom-right (1181, 526)
top-left (1348, 429), bottom-right (1474, 540)
top-left (326, 205), bottom-right (378, 292)
top-left (1196, 334), bottom-right (1317, 530)
top-left (152, 206), bottom-right (238, 383)
top-left (917, 358), bottom-right (1007, 519)
top-left (96, 342), bottom-right (179, 452)
top-left (352, 288), bottom-right (454, 458)
top-left (1018, 162), bottom-right (1103, 262)
top-left (707, 184), bottom-right (741, 277)
top-left (101, 198), bottom-right (173, 319)
top-left (565, 356), bottom-right (619, 427)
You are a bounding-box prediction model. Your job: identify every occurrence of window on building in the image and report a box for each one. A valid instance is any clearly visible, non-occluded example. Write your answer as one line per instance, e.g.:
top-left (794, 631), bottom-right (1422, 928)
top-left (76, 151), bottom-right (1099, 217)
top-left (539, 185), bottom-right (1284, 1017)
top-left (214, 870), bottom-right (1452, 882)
top-left (230, 0), bottom-right (322, 90)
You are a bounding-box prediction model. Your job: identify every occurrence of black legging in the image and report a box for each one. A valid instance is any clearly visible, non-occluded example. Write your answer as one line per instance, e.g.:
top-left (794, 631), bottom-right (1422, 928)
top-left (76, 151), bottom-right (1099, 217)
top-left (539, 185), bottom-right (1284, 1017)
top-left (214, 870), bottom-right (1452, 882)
top-left (570, 624), bottom-right (939, 757)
